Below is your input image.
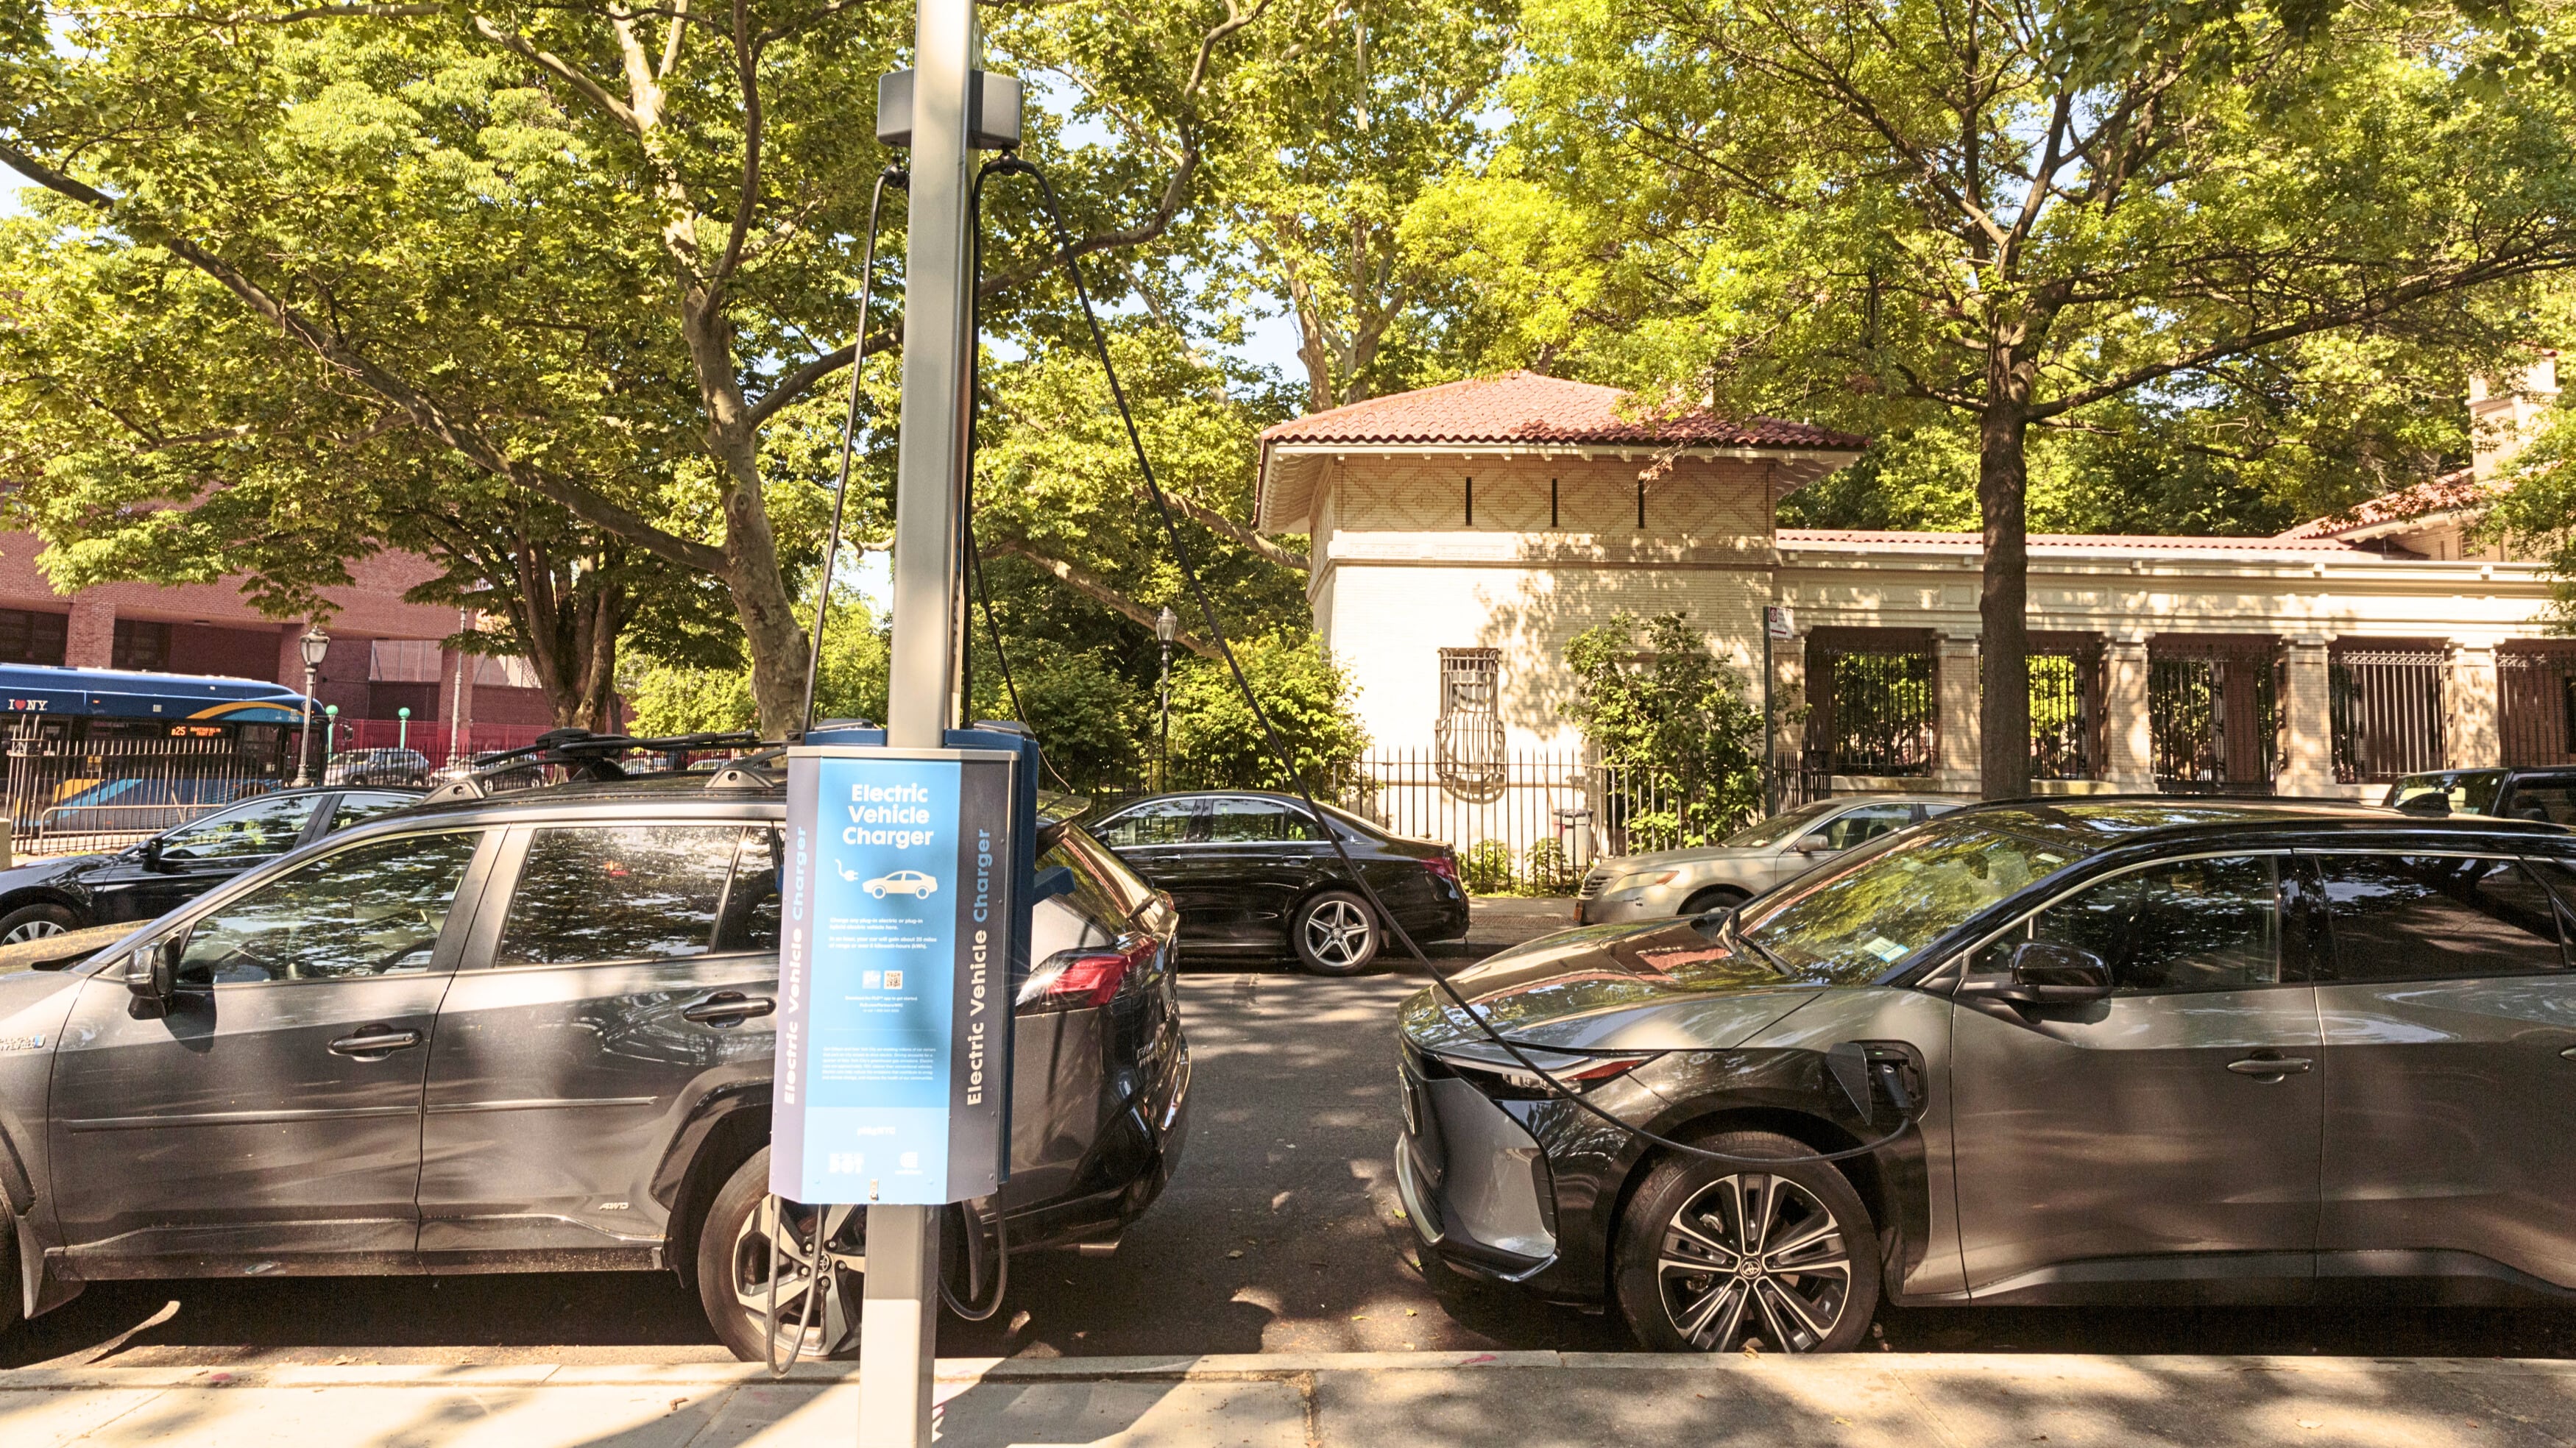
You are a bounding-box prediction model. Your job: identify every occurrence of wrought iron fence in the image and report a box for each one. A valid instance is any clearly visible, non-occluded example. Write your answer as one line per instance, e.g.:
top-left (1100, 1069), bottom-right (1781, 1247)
top-left (2149, 646), bottom-right (2279, 794)
top-left (2500, 650), bottom-right (2576, 766)
top-left (2330, 649), bottom-right (2449, 784)
top-left (1805, 647), bottom-right (1937, 776)
top-left (2028, 650), bottom-right (2100, 780)
top-left (4, 730), bottom-right (288, 856)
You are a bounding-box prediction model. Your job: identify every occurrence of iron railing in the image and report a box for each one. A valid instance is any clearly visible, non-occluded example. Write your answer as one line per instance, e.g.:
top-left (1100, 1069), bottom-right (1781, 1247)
top-left (1805, 647), bottom-right (1937, 776)
top-left (2028, 650), bottom-right (2101, 780)
top-left (5, 730), bottom-right (288, 856)
top-left (2500, 650), bottom-right (2576, 766)
top-left (2149, 642), bottom-right (2279, 794)
top-left (2331, 649), bottom-right (2449, 784)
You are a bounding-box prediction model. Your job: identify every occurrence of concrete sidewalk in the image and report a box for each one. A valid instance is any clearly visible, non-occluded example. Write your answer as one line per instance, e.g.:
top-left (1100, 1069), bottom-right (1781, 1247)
top-left (8, 1350), bottom-right (2575, 1447)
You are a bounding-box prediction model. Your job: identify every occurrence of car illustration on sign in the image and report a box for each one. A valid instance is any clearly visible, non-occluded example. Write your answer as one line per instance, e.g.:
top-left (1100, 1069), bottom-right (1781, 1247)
top-left (863, 870), bottom-right (938, 899)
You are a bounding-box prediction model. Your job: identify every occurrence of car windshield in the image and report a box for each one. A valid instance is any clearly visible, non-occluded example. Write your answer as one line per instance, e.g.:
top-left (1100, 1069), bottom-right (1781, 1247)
top-left (1720, 798), bottom-right (1841, 849)
top-left (1735, 814), bottom-right (2105, 984)
top-left (2391, 771), bottom-right (2505, 814)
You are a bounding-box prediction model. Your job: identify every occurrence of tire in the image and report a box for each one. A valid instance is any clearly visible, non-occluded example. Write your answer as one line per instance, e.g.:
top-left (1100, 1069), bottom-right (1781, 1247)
top-left (0, 904), bottom-right (77, 945)
top-left (0, 1188), bottom-right (20, 1338)
top-left (1677, 887), bottom-right (1749, 919)
top-left (1614, 1131), bottom-right (1880, 1354)
top-left (1290, 890), bottom-right (1381, 976)
top-left (696, 1148), bottom-right (866, 1364)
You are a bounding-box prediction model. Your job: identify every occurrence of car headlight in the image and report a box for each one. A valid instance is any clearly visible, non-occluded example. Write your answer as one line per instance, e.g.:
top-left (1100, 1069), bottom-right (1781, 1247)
top-left (1605, 870), bottom-right (1678, 895)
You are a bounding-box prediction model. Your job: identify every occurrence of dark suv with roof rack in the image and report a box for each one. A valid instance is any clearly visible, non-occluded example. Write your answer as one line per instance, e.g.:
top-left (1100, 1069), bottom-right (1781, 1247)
top-left (0, 742), bottom-right (1191, 1362)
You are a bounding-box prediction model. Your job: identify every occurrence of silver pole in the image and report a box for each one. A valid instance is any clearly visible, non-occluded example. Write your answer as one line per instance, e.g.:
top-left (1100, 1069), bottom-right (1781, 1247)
top-left (863, 0), bottom-right (976, 1441)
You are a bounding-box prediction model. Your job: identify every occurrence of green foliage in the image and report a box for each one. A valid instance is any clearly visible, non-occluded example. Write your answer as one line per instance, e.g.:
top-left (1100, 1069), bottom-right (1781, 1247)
top-left (969, 635), bottom-right (1146, 790)
top-left (2475, 381), bottom-right (2576, 634)
top-left (1458, 839), bottom-right (1516, 895)
top-left (625, 595), bottom-right (888, 737)
top-left (1165, 631), bottom-right (1369, 792)
top-left (1521, 838), bottom-right (1578, 895)
top-left (1565, 611), bottom-right (1763, 850)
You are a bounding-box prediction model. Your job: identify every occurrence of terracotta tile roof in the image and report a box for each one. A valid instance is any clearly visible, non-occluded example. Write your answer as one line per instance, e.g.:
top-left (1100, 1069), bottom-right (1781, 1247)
top-left (1778, 528), bottom-right (2363, 555)
top-left (1257, 371), bottom-right (1869, 450)
top-left (2272, 469), bottom-right (2497, 539)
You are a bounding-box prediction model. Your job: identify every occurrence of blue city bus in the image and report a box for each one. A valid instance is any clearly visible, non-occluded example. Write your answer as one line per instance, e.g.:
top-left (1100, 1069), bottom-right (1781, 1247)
top-left (0, 666), bottom-right (320, 837)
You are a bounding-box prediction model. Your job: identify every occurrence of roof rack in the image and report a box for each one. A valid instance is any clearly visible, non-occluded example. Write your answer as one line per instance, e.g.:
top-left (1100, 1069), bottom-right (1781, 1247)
top-left (419, 728), bottom-right (770, 803)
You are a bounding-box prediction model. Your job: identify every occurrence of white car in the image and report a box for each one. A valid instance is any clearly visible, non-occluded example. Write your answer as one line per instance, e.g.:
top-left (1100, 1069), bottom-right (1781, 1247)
top-left (1575, 793), bottom-right (1964, 923)
top-left (863, 870), bottom-right (938, 899)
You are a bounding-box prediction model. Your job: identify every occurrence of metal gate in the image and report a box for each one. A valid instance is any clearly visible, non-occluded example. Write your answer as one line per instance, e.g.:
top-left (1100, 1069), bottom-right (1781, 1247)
top-left (1804, 644), bottom-right (1936, 777)
top-left (2028, 644), bottom-right (2103, 781)
top-left (2331, 647), bottom-right (2448, 783)
top-left (2500, 649), bottom-right (2576, 766)
top-left (2149, 639), bottom-right (2279, 794)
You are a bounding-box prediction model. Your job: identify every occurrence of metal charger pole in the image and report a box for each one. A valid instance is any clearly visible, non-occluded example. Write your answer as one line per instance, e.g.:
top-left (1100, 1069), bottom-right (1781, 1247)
top-left (861, 0), bottom-right (976, 1441)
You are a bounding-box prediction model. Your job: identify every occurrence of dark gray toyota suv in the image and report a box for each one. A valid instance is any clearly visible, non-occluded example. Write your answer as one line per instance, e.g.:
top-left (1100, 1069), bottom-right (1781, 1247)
top-left (0, 764), bottom-right (1191, 1360)
top-left (1399, 799), bottom-right (2576, 1352)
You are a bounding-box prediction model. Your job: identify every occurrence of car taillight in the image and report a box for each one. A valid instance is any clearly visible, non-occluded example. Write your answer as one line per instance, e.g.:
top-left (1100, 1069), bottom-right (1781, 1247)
top-left (1423, 852), bottom-right (1459, 884)
top-left (1019, 937), bottom-right (1156, 1012)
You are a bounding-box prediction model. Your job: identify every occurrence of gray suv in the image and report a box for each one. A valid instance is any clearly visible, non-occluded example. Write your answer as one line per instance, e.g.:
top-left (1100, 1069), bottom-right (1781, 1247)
top-left (0, 766), bottom-right (1191, 1362)
top-left (1577, 794), bottom-right (1962, 923)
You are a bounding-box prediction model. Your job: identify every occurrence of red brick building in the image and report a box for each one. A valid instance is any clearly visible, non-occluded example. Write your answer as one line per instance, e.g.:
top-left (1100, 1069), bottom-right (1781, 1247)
top-left (0, 532), bottom-right (556, 746)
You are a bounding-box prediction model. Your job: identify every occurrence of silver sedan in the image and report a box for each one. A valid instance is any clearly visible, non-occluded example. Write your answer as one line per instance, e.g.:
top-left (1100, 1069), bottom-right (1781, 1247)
top-left (1574, 793), bottom-right (1964, 923)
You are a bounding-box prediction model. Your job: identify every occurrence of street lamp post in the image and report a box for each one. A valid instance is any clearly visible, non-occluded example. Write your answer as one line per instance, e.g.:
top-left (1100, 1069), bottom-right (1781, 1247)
top-left (293, 624), bottom-right (330, 787)
top-left (1156, 606), bottom-right (1178, 792)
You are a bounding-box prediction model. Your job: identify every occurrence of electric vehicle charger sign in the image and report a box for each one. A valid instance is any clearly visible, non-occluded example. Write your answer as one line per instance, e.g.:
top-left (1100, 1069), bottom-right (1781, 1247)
top-left (774, 745), bottom-right (1016, 1205)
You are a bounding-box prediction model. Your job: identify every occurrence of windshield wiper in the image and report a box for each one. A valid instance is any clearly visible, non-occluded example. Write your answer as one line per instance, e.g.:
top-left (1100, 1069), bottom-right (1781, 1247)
top-left (1725, 910), bottom-right (1791, 975)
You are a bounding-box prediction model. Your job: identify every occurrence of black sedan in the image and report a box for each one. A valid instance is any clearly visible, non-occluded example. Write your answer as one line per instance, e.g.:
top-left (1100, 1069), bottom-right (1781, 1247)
top-left (1089, 790), bottom-right (1468, 973)
top-left (0, 785), bottom-right (421, 942)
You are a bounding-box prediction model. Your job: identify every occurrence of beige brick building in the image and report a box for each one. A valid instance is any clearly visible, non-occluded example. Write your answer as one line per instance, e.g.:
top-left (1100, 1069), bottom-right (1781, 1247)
top-left (1257, 368), bottom-right (2570, 818)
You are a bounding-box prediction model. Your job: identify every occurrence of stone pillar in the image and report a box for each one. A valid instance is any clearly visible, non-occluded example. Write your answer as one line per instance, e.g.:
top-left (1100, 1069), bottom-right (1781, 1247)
top-left (2279, 636), bottom-right (2334, 796)
top-left (1936, 633), bottom-right (1980, 795)
top-left (66, 596), bottom-right (116, 670)
top-left (2103, 637), bottom-right (2153, 792)
top-left (2449, 642), bottom-right (2501, 768)
top-left (1771, 632), bottom-right (1806, 796)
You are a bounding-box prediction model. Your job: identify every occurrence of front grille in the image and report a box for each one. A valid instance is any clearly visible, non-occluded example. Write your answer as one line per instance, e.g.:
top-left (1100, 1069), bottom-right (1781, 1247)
top-left (1576, 865), bottom-right (1613, 900)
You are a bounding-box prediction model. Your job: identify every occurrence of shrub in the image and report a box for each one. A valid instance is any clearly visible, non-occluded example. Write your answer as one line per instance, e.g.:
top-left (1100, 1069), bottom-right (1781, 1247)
top-left (1521, 838), bottom-right (1577, 894)
top-left (1459, 839), bottom-right (1516, 895)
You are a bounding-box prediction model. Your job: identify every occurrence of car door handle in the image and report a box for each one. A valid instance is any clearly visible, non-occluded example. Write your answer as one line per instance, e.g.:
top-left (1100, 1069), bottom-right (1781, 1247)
top-left (328, 1028), bottom-right (423, 1057)
top-left (2226, 1055), bottom-right (2313, 1077)
top-left (682, 993), bottom-right (774, 1025)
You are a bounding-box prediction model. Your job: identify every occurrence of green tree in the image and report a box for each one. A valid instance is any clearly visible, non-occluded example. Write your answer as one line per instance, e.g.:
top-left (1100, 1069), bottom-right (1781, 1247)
top-left (1451, 0), bottom-right (2576, 795)
top-left (1164, 630), bottom-right (1367, 791)
top-left (1565, 611), bottom-right (1763, 849)
top-left (1, 0), bottom-right (1280, 731)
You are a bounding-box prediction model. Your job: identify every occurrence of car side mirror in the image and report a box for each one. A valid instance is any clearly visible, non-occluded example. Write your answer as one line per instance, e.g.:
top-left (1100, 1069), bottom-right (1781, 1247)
top-left (2394, 792), bottom-right (2451, 817)
top-left (1958, 942), bottom-right (2114, 1006)
top-left (1793, 832), bottom-right (1836, 854)
top-left (124, 936), bottom-right (180, 1014)
top-left (139, 837), bottom-right (166, 872)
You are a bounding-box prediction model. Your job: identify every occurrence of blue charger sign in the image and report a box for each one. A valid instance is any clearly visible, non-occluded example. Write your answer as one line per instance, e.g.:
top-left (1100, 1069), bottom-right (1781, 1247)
top-left (773, 745), bottom-right (1017, 1204)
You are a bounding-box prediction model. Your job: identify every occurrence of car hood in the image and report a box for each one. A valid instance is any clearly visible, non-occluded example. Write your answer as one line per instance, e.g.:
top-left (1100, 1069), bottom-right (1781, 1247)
top-left (0, 852), bottom-right (105, 892)
top-left (1401, 916), bottom-right (1820, 1054)
top-left (1599, 843), bottom-right (1772, 872)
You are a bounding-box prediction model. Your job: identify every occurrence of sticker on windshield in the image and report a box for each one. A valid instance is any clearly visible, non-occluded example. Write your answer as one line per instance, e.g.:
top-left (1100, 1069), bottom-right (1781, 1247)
top-left (1862, 935), bottom-right (1908, 962)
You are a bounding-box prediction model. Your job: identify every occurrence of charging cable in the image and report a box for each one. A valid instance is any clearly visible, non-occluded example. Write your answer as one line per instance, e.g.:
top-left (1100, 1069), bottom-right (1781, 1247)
top-left (760, 1199), bottom-right (829, 1377)
top-left (938, 1196), bottom-right (1011, 1320)
top-left (984, 154), bottom-right (1922, 1169)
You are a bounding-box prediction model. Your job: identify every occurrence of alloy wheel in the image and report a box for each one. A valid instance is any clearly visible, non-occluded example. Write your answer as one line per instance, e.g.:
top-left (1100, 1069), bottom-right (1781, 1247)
top-left (2, 918), bottom-right (66, 944)
top-left (1302, 898), bottom-right (1373, 968)
top-left (1657, 1172), bottom-right (1852, 1352)
top-left (731, 1195), bottom-right (866, 1360)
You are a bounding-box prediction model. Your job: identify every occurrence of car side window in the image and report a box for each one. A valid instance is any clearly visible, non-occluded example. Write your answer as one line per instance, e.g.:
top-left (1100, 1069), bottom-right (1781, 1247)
top-left (497, 826), bottom-right (740, 965)
top-left (326, 791), bottom-right (416, 834)
top-left (1973, 854), bottom-right (2282, 993)
top-left (1822, 803), bottom-right (1917, 851)
top-left (1097, 801), bottom-right (1207, 847)
top-left (1209, 798), bottom-right (1318, 843)
top-left (712, 826), bottom-right (782, 953)
top-left (2315, 853), bottom-right (2566, 982)
top-left (158, 793), bottom-right (323, 862)
top-left (2505, 782), bottom-right (2576, 826)
top-left (177, 830), bottom-right (481, 984)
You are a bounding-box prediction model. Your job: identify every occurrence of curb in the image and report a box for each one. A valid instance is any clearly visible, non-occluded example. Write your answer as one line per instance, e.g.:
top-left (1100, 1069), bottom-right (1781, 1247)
top-left (7, 1351), bottom-right (2576, 1391)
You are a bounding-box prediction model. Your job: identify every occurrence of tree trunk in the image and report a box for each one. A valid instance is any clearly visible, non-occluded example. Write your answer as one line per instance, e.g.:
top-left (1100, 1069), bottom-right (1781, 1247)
top-left (1976, 383), bottom-right (2033, 801)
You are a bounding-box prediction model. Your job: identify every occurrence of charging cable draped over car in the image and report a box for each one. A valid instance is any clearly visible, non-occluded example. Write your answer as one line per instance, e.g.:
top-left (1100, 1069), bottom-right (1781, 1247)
top-left (975, 152), bottom-right (1926, 1171)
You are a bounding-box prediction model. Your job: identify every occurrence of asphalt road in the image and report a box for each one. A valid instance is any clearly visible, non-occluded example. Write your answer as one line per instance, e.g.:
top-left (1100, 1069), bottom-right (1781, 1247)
top-left (10, 898), bottom-right (2576, 1369)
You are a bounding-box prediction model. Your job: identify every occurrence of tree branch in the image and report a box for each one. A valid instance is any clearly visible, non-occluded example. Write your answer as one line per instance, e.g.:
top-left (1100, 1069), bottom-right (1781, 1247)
top-left (986, 537), bottom-right (1218, 657)
top-left (470, 14), bottom-right (643, 132)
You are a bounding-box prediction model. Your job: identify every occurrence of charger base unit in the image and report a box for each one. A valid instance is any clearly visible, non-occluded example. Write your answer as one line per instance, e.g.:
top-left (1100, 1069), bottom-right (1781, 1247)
top-left (876, 69), bottom-right (1024, 152)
